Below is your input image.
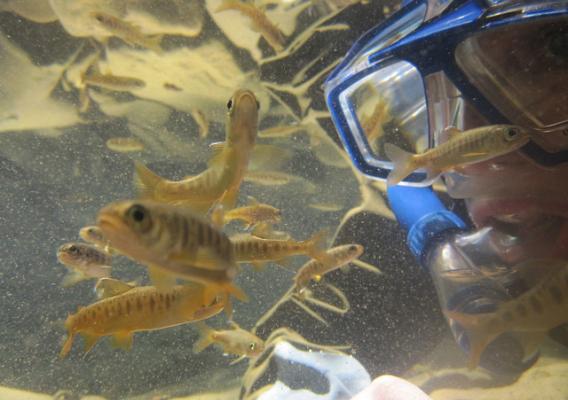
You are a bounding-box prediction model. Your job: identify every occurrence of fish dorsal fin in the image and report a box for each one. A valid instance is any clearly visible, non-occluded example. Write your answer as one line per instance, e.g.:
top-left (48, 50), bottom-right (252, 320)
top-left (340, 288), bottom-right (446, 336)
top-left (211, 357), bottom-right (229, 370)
top-left (110, 332), bottom-right (134, 351)
top-left (210, 203), bottom-right (225, 229)
top-left (443, 126), bottom-right (462, 140)
top-left (247, 195), bottom-right (259, 206)
top-left (208, 141), bottom-right (226, 167)
top-left (80, 332), bottom-right (101, 356)
top-left (95, 278), bottom-right (135, 299)
top-left (228, 320), bottom-right (241, 330)
top-left (148, 265), bottom-right (177, 290)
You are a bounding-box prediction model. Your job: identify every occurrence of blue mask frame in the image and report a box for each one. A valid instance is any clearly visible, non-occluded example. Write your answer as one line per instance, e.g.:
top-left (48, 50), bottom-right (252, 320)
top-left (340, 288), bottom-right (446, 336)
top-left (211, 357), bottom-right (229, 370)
top-left (325, 0), bottom-right (568, 183)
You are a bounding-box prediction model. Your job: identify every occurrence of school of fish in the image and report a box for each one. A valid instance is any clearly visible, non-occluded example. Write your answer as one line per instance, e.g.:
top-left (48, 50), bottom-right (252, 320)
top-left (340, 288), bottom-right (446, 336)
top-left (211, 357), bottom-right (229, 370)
top-left (36, 0), bottom-right (552, 380)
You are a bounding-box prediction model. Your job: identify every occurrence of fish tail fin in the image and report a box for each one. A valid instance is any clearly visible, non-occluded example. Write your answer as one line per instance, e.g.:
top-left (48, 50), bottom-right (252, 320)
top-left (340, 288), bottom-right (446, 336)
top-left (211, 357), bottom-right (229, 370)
top-left (61, 270), bottom-right (89, 288)
top-left (202, 281), bottom-right (248, 311)
top-left (445, 310), bottom-right (494, 369)
top-left (59, 333), bottom-right (75, 358)
top-left (306, 230), bottom-right (333, 266)
top-left (384, 143), bottom-right (416, 187)
top-left (215, 0), bottom-right (236, 12)
top-left (193, 322), bottom-right (214, 353)
top-left (133, 161), bottom-right (162, 200)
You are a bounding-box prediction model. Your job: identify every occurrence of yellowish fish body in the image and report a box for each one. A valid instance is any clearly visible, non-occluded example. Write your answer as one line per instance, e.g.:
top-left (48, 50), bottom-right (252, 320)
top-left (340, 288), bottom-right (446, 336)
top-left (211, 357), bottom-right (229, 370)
top-left (90, 11), bottom-right (162, 53)
top-left (82, 71), bottom-right (146, 92)
top-left (96, 200), bottom-right (246, 303)
top-left (384, 125), bottom-right (530, 186)
top-left (216, 1), bottom-right (286, 52)
top-left (193, 321), bottom-right (265, 360)
top-left (294, 244), bottom-right (364, 289)
top-left (60, 283), bottom-right (226, 358)
top-left (223, 197), bottom-right (281, 229)
top-left (446, 260), bottom-right (568, 369)
top-left (361, 98), bottom-right (390, 144)
top-left (57, 243), bottom-right (111, 287)
top-left (106, 137), bottom-right (145, 153)
top-left (134, 89), bottom-right (259, 213)
top-left (231, 230), bottom-right (328, 268)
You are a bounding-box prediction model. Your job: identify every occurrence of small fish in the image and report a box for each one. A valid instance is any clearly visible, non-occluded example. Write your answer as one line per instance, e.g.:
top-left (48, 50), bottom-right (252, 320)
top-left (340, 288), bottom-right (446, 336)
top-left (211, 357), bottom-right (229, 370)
top-left (244, 170), bottom-right (316, 193)
top-left (231, 230), bottom-right (329, 270)
top-left (223, 196), bottom-right (281, 229)
top-left (133, 89), bottom-right (259, 213)
top-left (163, 82), bottom-right (183, 91)
top-left (384, 125), bottom-right (530, 186)
top-left (191, 109), bottom-right (209, 139)
top-left (361, 97), bottom-right (390, 145)
top-left (97, 200), bottom-right (245, 304)
top-left (294, 244), bottom-right (364, 289)
top-left (90, 11), bottom-right (163, 53)
top-left (106, 137), bottom-right (145, 153)
top-left (216, 0), bottom-right (286, 52)
top-left (59, 282), bottom-right (226, 358)
top-left (258, 124), bottom-right (305, 138)
top-left (57, 243), bottom-right (111, 287)
top-left (446, 259), bottom-right (568, 369)
top-left (81, 71), bottom-right (146, 92)
top-left (251, 221), bottom-right (291, 241)
top-left (193, 321), bottom-right (265, 362)
top-left (308, 202), bottom-right (344, 212)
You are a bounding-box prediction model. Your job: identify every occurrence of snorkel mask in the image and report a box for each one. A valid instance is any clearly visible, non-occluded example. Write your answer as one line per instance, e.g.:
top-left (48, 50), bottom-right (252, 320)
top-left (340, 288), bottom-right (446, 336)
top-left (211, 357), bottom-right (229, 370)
top-left (325, 0), bottom-right (568, 374)
top-left (325, 0), bottom-right (568, 184)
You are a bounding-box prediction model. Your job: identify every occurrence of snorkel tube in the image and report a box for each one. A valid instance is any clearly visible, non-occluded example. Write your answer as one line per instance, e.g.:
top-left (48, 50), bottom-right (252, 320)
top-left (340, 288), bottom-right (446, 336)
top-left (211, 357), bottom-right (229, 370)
top-left (387, 185), bottom-right (540, 374)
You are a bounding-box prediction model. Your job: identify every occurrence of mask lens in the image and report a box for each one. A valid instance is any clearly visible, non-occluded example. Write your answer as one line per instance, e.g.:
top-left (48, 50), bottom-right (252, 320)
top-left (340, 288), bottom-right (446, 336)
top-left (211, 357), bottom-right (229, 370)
top-left (338, 60), bottom-right (429, 183)
top-left (456, 17), bottom-right (568, 142)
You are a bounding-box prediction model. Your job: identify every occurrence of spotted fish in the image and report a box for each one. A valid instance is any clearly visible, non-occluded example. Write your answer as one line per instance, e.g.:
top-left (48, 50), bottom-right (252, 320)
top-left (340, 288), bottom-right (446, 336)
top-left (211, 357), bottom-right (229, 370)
top-left (385, 125), bottom-right (530, 187)
top-left (60, 281), bottom-right (225, 358)
top-left (133, 89), bottom-right (259, 213)
top-left (97, 200), bottom-right (246, 304)
top-left (294, 244), bottom-right (364, 289)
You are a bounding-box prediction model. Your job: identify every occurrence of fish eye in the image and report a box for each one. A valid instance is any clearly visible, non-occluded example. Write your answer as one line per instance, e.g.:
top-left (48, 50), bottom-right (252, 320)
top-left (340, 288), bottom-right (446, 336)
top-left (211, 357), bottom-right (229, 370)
top-left (249, 342), bottom-right (256, 351)
top-left (68, 245), bottom-right (78, 254)
top-left (226, 99), bottom-right (233, 111)
top-left (349, 245), bottom-right (358, 252)
top-left (504, 127), bottom-right (520, 141)
top-left (126, 204), bottom-right (147, 223)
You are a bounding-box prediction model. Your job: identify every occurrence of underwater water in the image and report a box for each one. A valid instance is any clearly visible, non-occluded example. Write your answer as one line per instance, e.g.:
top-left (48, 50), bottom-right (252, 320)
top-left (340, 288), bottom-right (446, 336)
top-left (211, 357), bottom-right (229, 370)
top-left (1, 1), bottom-right (568, 400)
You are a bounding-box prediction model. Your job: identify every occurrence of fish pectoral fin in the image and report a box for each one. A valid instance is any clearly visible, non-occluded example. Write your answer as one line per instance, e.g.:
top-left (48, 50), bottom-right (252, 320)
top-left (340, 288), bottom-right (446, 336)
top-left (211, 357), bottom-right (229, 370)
top-left (246, 195), bottom-right (259, 206)
top-left (229, 355), bottom-right (247, 366)
top-left (168, 248), bottom-right (227, 271)
top-left (61, 270), bottom-right (89, 288)
top-left (147, 265), bottom-right (177, 290)
top-left (424, 165), bottom-right (442, 184)
top-left (80, 332), bottom-right (101, 356)
top-left (95, 278), bottom-right (135, 299)
top-left (209, 204), bottom-right (226, 229)
top-left (202, 282), bottom-right (249, 307)
top-left (207, 141), bottom-right (226, 167)
top-left (220, 188), bottom-right (240, 210)
top-left (111, 332), bottom-right (134, 351)
top-left (250, 261), bottom-right (267, 271)
top-left (275, 258), bottom-right (294, 271)
top-left (443, 126), bottom-right (462, 140)
top-left (59, 333), bottom-right (76, 358)
top-left (351, 259), bottom-right (382, 275)
top-left (514, 331), bottom-right (546, 360)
